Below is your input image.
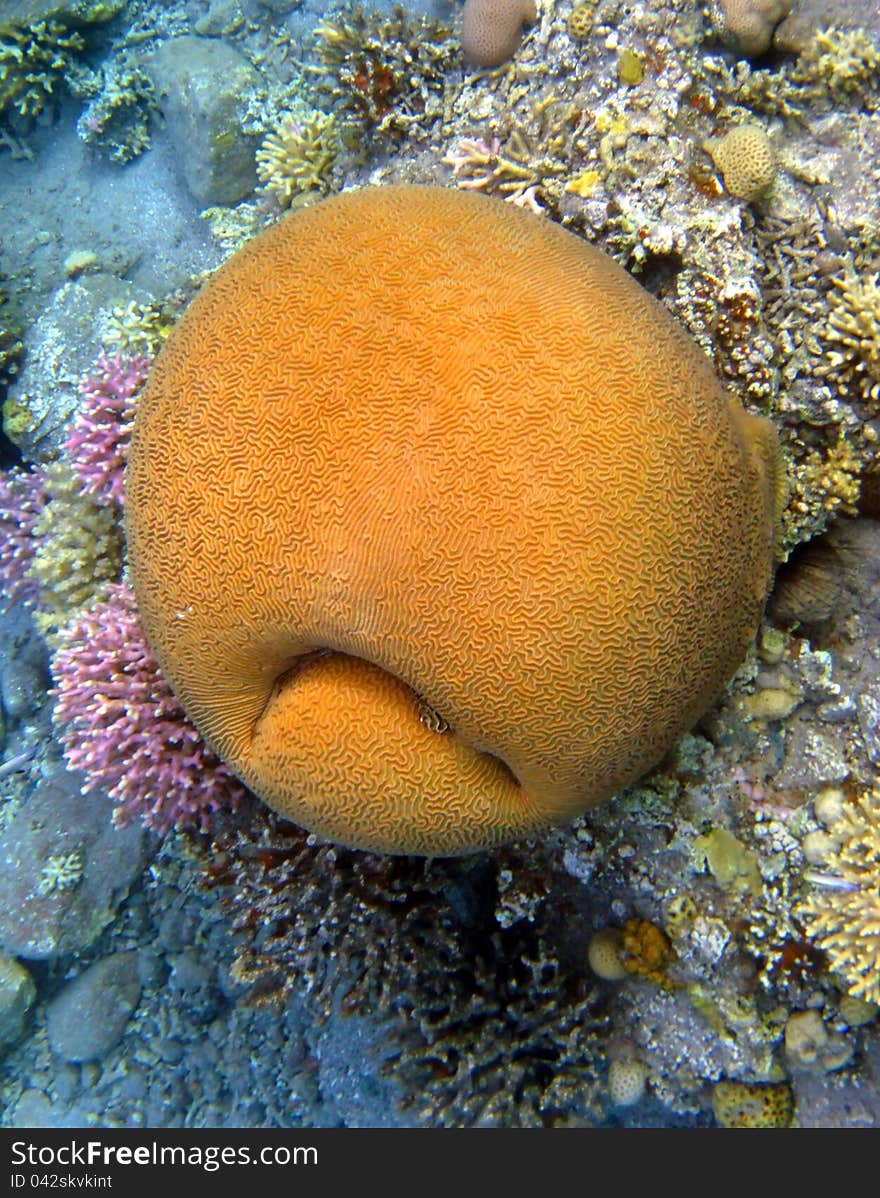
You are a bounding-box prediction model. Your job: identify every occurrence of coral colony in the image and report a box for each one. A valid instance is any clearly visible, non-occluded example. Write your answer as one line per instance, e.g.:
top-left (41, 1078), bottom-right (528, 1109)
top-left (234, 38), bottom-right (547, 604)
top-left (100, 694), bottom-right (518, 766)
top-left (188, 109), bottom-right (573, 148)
top-left (0, 466), bottom-right (45, 609)
top-left (64, 353), bottom-right (152, 506)
top-left (50, 581), bottom-right (245, 835)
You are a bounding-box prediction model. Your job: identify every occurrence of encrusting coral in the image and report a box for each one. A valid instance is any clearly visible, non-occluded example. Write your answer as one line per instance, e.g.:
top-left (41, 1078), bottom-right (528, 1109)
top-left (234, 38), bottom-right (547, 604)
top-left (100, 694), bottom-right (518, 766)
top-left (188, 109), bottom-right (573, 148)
top-left (126, 184), bottom-right (784, 856)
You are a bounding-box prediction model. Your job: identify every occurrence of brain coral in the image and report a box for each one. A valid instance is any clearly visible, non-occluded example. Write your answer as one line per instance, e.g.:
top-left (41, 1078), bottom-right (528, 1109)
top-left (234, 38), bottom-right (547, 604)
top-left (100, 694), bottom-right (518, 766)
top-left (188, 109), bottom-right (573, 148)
top-left (125, 185), bottom-right (783, 856)
top-left (462, 0), bottom-right (536, 68)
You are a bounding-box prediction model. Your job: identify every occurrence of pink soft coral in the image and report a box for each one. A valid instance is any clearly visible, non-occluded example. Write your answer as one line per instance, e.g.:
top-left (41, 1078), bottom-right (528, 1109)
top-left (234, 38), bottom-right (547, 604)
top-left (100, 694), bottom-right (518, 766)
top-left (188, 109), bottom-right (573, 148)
top-left (50, 580), bottom-right (245, 834)
top-left (0, 465), bottom-right (47, 609)
top-left (63, 354), bottom-right (152, 506)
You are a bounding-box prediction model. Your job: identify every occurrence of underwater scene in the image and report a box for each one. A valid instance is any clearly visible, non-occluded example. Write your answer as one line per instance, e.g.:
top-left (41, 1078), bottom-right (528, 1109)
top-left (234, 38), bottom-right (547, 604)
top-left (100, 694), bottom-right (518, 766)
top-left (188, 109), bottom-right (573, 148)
top-left (0, 0), bottom-right (879, 1132)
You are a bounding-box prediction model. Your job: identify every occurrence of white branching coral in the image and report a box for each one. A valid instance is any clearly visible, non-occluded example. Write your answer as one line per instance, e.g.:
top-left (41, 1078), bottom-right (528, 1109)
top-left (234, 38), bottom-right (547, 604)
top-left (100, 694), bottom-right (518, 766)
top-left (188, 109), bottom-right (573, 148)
top-left (441, 136), bottom-right (547, 215)
top-left (799, 787), bottom-right (880, 1005)
top-left (820, 270), bottom-right (880, 403)
top-left (256, 112), bottom-right (338, 209)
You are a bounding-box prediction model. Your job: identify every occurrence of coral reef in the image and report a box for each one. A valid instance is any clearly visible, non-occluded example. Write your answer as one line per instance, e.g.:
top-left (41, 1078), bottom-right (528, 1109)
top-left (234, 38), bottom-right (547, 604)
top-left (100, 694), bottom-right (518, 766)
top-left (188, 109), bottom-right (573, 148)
top-left (50, 581), bottom-right (245, 834)
top-left (799, 787), bottom-right (880, 1005)
top-left (125, 184), bottom-right (781, 856)
top-left (256, 111), bottom-right (338, 209)
top-left (2, 0), bottom-right (880, 1131)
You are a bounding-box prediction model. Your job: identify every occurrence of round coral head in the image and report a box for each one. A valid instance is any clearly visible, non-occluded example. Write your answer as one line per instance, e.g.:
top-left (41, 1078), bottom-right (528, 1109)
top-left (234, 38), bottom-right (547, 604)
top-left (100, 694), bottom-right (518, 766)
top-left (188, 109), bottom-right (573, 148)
top-left (125, 185), bottom-right (782, 855)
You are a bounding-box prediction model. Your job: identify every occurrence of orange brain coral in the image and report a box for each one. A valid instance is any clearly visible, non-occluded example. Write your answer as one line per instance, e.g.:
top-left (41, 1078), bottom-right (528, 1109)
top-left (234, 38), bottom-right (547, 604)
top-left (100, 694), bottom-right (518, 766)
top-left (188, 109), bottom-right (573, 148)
top-left (125, 185), bottom-right (782, 856)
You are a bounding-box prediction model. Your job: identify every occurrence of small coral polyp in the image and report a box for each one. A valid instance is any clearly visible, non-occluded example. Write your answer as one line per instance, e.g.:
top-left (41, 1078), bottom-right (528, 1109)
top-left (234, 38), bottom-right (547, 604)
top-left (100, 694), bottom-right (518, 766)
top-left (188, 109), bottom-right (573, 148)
top-left (125, 185), bottom-right (783, 857)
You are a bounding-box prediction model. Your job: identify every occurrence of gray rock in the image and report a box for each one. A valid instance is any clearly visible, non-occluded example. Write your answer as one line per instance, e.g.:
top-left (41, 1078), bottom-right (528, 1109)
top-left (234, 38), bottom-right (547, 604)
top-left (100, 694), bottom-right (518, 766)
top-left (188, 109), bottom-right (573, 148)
top-left (0, 955), bottom-right (36, 1047)
top-left (46, 951), bottom-right (142, 1062)
top-left (0, 771), bottom-right (150, 960)
top-left (147, 36), bottom-right (260, 207)
top-left (858, 687), bottom-right (880, 768)
top-left (0, 621), bottom-right (50, 722)
top-left (7, 272), bottom-right (154, 461)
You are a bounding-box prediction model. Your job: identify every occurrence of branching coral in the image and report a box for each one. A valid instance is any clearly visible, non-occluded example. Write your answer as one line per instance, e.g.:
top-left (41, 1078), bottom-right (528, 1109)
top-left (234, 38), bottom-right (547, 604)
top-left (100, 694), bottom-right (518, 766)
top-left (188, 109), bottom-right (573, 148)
top-left (790, 28), bottom-right (880, 101)
top-left (64, 354), bottom-right (152, 506)
top-left (256, 111), bottom-right (338, 209)
top-left (311, 4), bottom-right (456, 142)
top-left (783, 435), bottom-right (863, 545)
top-left (76, 61), bottom-right (155, 164)
top-left (442, 135), bottom-right (547, 214)
top-left (101, 301), bottom-right (175, 357)
top-left (0, 19), bottom-right (85, 119)
top-left (799, 787), bottom-right (880, 1005)
top-left (0, 465), bottom-right (46, 610)
top-left (50, 581), bottom-right (246, 835)
top-left (819, 270), bottom-right (880, 404)
top-left (201, 804), bottom-right (607, 1127)
top-left (441, 99), bottom-right (587, 216)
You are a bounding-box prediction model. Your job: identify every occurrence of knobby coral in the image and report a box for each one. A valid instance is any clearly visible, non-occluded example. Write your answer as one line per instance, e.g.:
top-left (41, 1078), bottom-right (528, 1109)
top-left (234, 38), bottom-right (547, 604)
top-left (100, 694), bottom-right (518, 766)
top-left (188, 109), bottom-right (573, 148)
top-left (125, 184), bottom-right (784, 856)
top-left (50, 581), bottom-right (245, 834)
